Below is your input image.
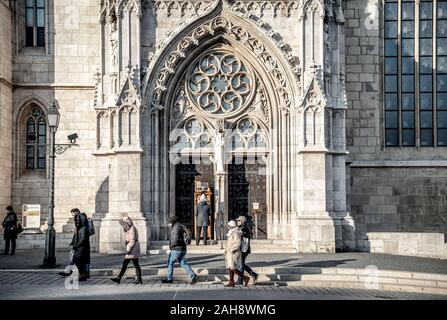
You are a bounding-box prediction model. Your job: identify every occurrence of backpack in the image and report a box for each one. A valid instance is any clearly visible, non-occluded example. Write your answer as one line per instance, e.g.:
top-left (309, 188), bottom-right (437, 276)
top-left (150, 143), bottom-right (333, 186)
top-left (87, 217), bottom-right (95, 236)
top-left (181, 224), bottom-right (192, 245)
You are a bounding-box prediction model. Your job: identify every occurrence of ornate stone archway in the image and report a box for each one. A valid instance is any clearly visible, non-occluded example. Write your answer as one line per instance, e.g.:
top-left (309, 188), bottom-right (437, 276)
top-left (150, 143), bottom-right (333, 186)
top-left (141, 0), bottom-right (303, 241)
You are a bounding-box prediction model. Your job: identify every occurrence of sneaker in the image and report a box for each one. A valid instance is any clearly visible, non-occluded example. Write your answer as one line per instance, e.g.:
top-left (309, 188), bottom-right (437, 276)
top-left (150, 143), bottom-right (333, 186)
top-left (251, 273), bottom-right (259, 285)
top-left (162, 279), bottom-right (173, 284)
top-left (190, 275), bottom-right (199, 285)
top-left (58, 271), bottom-right (72, 277)
top-left (235, 279), bottom-right (243, 286)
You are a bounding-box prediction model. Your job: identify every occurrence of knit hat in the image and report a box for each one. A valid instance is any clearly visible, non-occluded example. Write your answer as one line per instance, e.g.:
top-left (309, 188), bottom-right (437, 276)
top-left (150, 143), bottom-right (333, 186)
top-left (227, 220), bottom-right (237, 228)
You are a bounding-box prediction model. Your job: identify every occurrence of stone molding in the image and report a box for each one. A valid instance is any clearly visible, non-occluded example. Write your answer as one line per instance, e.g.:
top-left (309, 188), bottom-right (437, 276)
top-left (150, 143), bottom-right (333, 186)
top-left (349, 161), bottom-right (447, 168)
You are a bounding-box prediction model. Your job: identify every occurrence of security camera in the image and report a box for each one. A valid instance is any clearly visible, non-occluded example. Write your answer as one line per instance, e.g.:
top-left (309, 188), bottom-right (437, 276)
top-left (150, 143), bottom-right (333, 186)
top-left (67, 133), bottom-right (78, 144)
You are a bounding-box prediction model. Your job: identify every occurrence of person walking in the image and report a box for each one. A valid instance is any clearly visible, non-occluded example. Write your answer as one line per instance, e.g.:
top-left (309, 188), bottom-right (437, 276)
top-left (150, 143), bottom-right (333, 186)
top-left (235, 215), bottom-right (259, 285)
top-left (59, 209), bottom-right (92, 277)
top-left (162, 216), bottom-right (199, 284)
top-left (111, 216), bottom-right (143, 285)
top-left (195, 193), bottom-right (210, 245)
top-left (224, 220), bottom-right (250, 287)
top-left (2, 206), bottom-right (18, 256)
top-left (71, 213), bottom-right (90, 281)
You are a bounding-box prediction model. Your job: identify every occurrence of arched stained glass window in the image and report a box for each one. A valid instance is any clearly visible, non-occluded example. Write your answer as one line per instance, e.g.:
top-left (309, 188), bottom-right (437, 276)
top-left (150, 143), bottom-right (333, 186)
top-left (26, 108), bottom-right (46, 169)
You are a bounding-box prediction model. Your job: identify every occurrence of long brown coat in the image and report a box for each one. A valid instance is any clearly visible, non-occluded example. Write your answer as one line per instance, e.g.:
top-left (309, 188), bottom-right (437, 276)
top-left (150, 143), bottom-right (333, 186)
top-left (225, 228), bottom-right (242, 270)
top-left (125, 225), bottom-right (140, 259)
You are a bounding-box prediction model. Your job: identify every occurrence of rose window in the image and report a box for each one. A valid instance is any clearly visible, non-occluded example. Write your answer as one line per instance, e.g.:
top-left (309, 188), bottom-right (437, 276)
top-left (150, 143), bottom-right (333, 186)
top-left (187, 53), bottom-right (253, 115)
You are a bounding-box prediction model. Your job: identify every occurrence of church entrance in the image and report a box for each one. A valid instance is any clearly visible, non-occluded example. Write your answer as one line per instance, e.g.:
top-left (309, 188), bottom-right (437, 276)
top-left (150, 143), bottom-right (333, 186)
top-left (228, 156), bottom-right (267, 239)
top-left (174, 158), bottom-right (215, 239)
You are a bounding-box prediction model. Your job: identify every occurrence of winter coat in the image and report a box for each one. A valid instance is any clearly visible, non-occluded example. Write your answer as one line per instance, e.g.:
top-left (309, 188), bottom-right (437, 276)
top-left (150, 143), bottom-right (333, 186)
top-left (169, 222), bottom-right (186, 251)
top-left (71, 214), bottom-right (90, 265)
top-left (240, 225), bottom-right (251, 255)
top-left (195, 200), bottom-right (211, 227)
top-left (124, 224), bottom-right (140, 259)
top-left (2, 212), bottom-right (18, 240)
top-left (225, 227), bottom-right (242, 270)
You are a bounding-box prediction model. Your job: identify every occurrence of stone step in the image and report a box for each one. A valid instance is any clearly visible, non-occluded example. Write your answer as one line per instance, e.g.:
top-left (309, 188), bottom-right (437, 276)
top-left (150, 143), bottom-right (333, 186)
top-left (0, 232), bottom-right (74, 249)
top-left (148, 247), bottom-right (297, 254)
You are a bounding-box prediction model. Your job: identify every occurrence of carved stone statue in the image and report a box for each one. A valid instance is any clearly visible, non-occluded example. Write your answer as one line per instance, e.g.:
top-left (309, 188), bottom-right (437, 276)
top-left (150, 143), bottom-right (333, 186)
top-left (214, 124), bottom-right (225, 173)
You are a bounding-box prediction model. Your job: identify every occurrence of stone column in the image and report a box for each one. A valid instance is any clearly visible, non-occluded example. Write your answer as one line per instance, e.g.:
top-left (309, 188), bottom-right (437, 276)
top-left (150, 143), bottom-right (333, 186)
top-left (99, 151), bottom-right (148, 253)
top-left (295, 151), bottom-right (336, 253)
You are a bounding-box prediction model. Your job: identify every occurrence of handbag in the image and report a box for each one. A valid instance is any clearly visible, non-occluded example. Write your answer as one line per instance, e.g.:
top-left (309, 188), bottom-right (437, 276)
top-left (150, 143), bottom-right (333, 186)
top-left (16, 223), bottom-right (24, 235)
top-left (241, 237), bottom-right (249, 253)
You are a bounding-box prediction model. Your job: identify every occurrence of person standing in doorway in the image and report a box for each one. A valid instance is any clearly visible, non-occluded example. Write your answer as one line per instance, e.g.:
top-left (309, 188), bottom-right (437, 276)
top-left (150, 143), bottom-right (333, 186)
top-left (2, 206), bottom-right (18, 256)
top-left (195, 193), bottom-right (210, 245)
top-left (111, 216), bottom-right (142, 285)
top-left (235, 215), bottom-right (259, 285)
top-left (162, 216), bottom-right (199, 284)
top-left (224, 220), bottom-right (250, 287)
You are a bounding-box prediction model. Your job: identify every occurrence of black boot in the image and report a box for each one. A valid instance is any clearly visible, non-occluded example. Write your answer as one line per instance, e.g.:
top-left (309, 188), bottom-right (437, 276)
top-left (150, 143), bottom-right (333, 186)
top-left (111, 277), bottom-right (121, 284)
top-left (132, 277), bottom-right (143, 285)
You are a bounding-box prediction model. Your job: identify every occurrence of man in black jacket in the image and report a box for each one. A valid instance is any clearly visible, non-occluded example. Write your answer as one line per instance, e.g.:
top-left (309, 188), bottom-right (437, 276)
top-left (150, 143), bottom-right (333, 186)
top-left (162, 216), bottom-right (199, 284)
top-left (235, 215), bottom-right (259, 285)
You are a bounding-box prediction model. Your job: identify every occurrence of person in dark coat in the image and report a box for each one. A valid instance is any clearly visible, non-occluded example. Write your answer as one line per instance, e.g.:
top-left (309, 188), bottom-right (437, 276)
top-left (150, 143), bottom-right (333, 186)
top-left (60, 208), bottom-right (91, 277)
top-left (195, 194), bottom-right (211, 245)
top-left (71, 213), bottom-right (90, 281)
top-left (162, 216), bottom-right (199, 284)
top-left (235, 215), bottom-right (259, 285)
top-left (2, 206), bottom-right (18, 256)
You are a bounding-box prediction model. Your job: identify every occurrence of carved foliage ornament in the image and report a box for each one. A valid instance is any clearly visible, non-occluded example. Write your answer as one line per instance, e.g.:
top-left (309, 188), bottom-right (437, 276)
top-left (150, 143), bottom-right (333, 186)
top-left (144, 1), bottom-right (300, 18)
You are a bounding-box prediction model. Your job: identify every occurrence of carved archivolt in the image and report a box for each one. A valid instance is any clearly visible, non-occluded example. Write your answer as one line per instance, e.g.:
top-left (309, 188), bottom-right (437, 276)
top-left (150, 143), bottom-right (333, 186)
top-left (145, 15), bottom-right (299, 115)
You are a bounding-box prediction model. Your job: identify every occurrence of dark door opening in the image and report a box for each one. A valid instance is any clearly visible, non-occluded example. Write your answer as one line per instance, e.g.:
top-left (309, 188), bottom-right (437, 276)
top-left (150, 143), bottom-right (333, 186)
top-left (175, 158), bottom-right (214, 239)
top-left (228, 156), bottom-right (267, 239)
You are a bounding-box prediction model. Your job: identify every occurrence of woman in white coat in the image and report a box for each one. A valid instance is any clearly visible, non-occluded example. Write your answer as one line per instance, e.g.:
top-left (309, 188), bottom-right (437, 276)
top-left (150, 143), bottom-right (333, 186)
top-left (111, 216), bottom-right (143, 284)
top-left (225, 220), bottom-right (250, 287)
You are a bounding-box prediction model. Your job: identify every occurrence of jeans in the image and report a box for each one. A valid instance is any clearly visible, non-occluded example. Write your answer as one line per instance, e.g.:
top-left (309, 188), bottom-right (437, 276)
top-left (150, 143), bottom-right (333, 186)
top-left (237, 251), bottom-right (256, 283)
top-left (195, 226), bottom-right (208, 244)
top-left (3, 237), bottom-right (16, 255)
top-left (167, 250), bottom-right (196, 280)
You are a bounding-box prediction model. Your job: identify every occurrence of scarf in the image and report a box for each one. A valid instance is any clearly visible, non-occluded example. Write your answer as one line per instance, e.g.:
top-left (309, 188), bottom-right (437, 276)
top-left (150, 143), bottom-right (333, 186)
top-left (226, 227), bottom-right (240, 238)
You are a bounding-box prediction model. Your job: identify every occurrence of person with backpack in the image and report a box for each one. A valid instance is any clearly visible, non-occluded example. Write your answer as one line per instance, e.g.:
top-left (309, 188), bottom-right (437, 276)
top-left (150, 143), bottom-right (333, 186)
top-left (71, 212), bottom-right (90, 281)
top-left (235, 215), bottom-right (258, 285)
top-left (162, 215), bottom-right (199, 284)
top-left (59, 209), bottom-right (94, 278)
top-left (2, 206), bottom-right (19, 256)
top-left (111, 216), bottom-right (142, 285)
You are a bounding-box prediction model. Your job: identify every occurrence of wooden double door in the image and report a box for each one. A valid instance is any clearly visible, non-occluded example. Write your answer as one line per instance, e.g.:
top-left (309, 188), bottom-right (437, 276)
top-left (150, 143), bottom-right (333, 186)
top-left (175, 156), bottom-right (267, 239)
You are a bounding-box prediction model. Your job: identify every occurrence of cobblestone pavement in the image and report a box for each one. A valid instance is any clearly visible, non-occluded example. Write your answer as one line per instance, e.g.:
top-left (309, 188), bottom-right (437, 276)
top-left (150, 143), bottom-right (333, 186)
top-left (0, 272), bottom-right (446, 300)
top-left (1, 249), bottom-right (447, 274)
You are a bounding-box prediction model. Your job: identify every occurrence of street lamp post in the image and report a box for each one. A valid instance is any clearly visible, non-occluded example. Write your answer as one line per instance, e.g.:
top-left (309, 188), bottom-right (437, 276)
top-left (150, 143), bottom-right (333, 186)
top-left (43, 103), bottom-right (59, 267)
top-left (28, 102), bottom-right (79, 268)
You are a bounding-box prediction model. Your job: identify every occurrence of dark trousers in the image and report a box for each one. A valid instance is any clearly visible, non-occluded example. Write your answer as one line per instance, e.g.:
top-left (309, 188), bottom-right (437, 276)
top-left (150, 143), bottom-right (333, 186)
top-left (118, 258), bottom-right (142, 280)
top-left (237, 251), bottom-right (256, 283)
top-left (195, 226), bottom-right (208, 244)
top-left (3, 237), bottom-right (16, 255)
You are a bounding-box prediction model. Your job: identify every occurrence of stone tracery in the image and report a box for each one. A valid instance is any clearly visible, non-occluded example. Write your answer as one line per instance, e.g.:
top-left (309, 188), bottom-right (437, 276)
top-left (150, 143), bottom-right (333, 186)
top-left (187, 52), bottom-right (254, 115)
